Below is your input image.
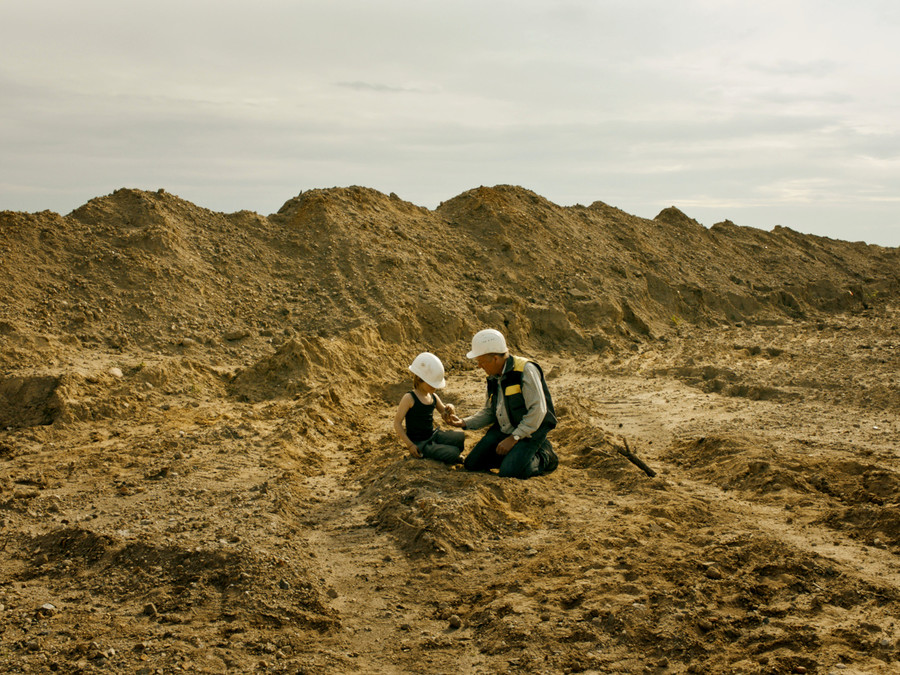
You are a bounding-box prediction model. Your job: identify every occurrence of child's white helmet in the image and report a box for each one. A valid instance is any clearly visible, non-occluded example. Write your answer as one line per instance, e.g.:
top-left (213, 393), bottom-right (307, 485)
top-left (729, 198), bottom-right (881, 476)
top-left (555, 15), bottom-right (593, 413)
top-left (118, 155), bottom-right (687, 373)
top-left (409, 352), bottom-right (446, 389)
top-left (466, 329), bottom-right (508, 359)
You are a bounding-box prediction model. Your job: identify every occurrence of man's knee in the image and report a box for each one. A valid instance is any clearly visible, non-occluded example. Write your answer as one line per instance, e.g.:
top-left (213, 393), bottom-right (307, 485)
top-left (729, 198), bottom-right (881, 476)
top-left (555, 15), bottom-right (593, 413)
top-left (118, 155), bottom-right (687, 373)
top-left (498, 443), bottom-right (542, 479)
top-left (498, 457), bottom-right (537, 479)
top-left (464, 452), bottom-right (491, 472)
top-left (497, 465), bottom-right (529, 479)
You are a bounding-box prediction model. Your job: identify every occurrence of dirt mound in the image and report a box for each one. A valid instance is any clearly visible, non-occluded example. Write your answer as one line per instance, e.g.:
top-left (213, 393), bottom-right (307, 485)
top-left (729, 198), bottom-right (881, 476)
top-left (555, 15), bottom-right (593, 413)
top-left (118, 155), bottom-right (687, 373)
top-left (3, 184), bottom-right (897, 368)
top-left (0, 359), bottom-right (230, 428)
top-left (666, 434), bottom-right (821, 495)
top-left (654, 205), bottom-right (705, 229)
top-left (0, 374), bottom-right (60, 427)
top-left (363, 460), bottom-right (550, 558)
top-left (23, 525), bottom-right (338, 631)
top-left (2, 185), bottom-right (899, 673)
top-left (228, 327), bottom-right (407, 403)
top-left (665, 435), bottom-right (900, 552)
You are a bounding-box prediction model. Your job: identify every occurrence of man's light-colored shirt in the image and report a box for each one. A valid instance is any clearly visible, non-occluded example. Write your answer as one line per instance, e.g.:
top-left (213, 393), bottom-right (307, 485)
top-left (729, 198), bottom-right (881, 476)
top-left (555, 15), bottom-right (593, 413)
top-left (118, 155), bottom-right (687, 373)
top-left (463, 359), bottom-right (547, 438)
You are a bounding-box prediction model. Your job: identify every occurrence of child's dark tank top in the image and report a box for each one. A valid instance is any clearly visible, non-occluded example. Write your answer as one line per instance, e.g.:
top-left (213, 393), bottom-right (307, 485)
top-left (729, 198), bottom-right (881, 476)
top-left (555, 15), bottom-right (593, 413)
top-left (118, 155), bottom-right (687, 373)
top-left (405, 391), bottom-right (435, 443)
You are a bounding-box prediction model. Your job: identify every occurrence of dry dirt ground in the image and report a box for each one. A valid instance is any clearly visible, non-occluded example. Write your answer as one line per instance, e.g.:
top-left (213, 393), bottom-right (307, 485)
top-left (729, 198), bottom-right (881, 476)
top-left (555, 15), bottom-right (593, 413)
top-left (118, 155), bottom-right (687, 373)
top-left (1, 186), bottom-right (899, 674)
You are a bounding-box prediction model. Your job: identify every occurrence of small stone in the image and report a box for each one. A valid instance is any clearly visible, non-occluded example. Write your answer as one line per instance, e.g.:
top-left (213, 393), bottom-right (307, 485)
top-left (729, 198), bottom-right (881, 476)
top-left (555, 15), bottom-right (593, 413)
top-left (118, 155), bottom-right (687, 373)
top-left (108, 367), bottom-right (123, 378)
top-left (326, 588), bottom-right (338, 599)
top-left (448, 614), bottom-right (462, 629)
top-left (142, 603), bottom-right (158, 617)
top-left (705, 565), bottom-right (723, 580)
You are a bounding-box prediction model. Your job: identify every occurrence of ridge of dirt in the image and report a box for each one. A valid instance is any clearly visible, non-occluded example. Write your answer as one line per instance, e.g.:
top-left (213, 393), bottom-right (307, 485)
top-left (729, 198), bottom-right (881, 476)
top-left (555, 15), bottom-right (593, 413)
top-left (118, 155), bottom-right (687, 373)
top-left (2, 185), bottom-right (897, 368)
top-left (1, 185), bottom-right (898, 673)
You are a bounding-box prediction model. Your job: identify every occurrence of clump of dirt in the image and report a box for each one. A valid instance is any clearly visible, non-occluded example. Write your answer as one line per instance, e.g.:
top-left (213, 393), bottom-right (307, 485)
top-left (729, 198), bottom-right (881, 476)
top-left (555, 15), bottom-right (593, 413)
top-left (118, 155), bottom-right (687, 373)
top-left (1, 185), bottom-right (899, 673)
top-left (363, 460), bottom-right (550, 558)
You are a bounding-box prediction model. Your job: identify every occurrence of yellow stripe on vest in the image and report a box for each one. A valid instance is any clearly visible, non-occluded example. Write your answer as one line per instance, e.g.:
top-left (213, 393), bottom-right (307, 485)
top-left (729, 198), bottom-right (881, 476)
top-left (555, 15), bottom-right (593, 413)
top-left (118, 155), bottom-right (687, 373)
top-left (504, 384), bottom-right (522, 396)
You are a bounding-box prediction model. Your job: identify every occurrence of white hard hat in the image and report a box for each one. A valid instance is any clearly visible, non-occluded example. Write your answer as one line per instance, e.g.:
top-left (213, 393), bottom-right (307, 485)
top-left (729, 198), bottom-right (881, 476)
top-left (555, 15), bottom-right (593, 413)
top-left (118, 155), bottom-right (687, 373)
top-left (466, 329), bottom-right (508, 359)
top-left (408, 352), bottom-right (446, 389)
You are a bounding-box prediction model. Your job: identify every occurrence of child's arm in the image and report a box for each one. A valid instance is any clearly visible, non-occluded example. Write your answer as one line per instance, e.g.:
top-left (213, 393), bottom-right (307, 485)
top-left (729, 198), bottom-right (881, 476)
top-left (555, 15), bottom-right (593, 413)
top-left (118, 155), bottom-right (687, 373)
top-left (433, 393), bottom-right (456, 423)
top-left (393, 393), bottom-right (421, 458)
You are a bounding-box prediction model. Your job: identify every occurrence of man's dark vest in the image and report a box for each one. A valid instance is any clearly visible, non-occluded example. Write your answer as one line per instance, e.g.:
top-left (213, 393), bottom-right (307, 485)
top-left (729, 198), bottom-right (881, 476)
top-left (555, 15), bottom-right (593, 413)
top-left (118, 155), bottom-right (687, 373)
top-left (487, 355), bottom-right (557, 430)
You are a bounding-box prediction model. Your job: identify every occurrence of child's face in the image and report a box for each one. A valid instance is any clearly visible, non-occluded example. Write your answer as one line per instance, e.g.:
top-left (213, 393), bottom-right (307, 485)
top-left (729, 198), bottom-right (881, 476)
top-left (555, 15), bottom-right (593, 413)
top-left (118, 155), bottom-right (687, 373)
top-left (418, 381), bottom-right (437, 394)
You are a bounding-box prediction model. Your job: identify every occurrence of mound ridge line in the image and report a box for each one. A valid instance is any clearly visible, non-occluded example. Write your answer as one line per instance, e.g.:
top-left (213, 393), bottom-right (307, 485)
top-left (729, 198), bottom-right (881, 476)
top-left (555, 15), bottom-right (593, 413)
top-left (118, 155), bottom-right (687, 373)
top-left (1, 184), bottom-right (897, 368)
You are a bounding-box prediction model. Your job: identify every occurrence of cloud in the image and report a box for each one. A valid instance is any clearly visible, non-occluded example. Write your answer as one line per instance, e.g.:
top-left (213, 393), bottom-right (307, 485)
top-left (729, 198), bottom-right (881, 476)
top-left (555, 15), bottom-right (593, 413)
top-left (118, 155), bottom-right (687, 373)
top-left (1, 1), bottom-right (899, 245)
top-left (748, 59), bottom-right (840, 78)
top-left (334, 81), bottom-right (433, 94)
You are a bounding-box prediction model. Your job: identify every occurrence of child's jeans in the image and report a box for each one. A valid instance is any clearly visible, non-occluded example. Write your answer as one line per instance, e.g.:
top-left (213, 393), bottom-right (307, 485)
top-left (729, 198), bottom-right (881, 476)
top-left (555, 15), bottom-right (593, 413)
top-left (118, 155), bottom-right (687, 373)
top-left (416, 429), bottom-right (465, 465)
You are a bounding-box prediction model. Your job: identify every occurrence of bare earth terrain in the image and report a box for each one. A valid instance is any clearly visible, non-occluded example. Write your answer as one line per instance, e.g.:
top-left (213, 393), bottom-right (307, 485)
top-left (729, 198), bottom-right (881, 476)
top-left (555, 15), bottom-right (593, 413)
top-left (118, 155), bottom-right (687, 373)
top-left (1, 185), bottom-right (898, 674)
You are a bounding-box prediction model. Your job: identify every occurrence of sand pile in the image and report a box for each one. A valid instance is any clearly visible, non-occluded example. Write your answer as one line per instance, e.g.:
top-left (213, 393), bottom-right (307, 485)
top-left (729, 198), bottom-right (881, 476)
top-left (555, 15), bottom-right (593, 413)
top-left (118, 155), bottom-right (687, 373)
top-left (1, 185), bottom-right (898, 673)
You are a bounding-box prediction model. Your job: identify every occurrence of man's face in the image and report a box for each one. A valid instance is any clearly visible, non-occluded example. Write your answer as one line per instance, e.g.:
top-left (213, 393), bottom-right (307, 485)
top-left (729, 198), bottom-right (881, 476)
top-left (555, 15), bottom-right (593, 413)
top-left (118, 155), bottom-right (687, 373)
top-left (475, 353), bottom-right (505, 376)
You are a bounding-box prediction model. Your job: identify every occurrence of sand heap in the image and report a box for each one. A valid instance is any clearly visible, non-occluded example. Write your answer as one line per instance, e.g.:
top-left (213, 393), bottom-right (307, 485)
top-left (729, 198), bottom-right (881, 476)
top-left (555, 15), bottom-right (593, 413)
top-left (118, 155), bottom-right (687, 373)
top-left (1, 185), bottom-right (898, 673)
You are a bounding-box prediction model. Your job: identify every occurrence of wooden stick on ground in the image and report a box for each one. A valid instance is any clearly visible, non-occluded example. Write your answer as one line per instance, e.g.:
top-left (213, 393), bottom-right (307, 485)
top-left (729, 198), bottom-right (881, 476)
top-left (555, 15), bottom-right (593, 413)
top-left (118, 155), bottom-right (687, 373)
top-left (618, 438), bottom-right (657, 478)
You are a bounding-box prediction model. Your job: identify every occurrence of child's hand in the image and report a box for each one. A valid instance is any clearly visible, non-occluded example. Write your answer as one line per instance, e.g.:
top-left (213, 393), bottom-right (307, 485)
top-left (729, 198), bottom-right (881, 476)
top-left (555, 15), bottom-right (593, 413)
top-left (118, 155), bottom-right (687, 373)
top-left (443, 404), bottom-right (464, 427)
top-left (408, 443), bottom-right (422, 458)
top-left (446, 412), bottom-right (464, 428)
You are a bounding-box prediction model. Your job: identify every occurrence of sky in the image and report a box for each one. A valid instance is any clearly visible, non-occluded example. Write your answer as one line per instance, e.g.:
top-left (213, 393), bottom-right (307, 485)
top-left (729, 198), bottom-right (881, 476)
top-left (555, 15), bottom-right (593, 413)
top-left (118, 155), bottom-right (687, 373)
top-left (1, 1), bottom-right (899, 247)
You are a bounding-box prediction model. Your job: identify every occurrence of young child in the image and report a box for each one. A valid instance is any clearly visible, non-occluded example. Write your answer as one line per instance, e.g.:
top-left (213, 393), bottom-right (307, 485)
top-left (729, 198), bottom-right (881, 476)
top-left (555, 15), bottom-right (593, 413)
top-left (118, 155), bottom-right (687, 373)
top-left (393, 352), bottom-right (465, 465)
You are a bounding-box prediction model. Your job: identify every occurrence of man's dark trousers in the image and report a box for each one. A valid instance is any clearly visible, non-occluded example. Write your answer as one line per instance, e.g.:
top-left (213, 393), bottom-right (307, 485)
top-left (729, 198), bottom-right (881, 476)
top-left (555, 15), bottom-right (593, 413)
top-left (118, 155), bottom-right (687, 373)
top-left (463, 424), bottom-right (549, 479)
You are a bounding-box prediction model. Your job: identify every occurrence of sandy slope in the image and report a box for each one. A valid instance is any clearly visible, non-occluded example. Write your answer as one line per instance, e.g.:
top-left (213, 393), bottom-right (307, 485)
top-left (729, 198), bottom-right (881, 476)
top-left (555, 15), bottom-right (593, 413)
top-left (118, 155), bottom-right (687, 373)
top-left (1, 185), bottom-right (898, 673)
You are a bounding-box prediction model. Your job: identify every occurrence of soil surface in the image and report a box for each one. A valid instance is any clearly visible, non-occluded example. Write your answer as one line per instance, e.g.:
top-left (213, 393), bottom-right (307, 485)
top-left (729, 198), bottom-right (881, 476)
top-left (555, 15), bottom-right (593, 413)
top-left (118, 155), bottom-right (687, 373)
top-left (1, 185), bottom-right (899, 674)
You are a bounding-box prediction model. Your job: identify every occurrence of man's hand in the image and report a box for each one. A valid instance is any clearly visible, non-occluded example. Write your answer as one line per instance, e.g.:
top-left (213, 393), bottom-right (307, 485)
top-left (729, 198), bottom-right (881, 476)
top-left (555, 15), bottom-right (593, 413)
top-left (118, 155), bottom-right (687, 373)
top-left (496, 435), bottom-right (518, 456)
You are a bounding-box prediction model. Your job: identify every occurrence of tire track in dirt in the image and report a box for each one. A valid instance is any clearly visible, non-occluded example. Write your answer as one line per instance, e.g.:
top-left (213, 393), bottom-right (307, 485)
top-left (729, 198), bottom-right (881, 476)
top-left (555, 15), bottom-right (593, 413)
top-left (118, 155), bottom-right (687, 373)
top-left (586, 373), bottom-right (900, 661)
top-left (589, 374), bottom-right (900, 580)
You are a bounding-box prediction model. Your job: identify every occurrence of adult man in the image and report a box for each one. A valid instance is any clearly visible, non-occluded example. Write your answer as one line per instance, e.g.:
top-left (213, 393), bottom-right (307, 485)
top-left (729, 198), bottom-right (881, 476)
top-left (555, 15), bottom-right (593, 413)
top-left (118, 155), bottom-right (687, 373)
top-left (449, 329), bottom-right (558, 479)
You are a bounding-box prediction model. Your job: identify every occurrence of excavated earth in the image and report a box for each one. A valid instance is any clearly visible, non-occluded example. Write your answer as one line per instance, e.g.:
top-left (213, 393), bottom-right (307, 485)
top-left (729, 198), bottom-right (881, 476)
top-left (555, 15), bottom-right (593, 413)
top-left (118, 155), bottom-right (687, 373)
top-left (1, 185), bottom-right (899, 674)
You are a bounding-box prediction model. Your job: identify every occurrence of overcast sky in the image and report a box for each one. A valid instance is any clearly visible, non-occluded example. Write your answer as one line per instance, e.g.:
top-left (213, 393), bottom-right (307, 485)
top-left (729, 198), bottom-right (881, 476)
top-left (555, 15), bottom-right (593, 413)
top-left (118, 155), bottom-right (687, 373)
top-left (2, 1), bottom-right (898, 246)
